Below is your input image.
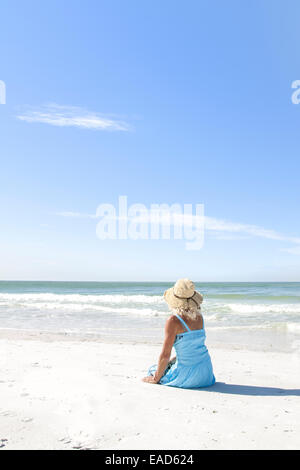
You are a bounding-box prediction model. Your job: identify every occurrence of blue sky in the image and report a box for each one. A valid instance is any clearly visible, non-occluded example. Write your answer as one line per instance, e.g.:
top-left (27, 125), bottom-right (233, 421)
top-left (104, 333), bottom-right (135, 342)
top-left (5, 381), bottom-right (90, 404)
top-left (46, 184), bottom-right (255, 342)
top-left (1, 0), bottom-right (300, 281)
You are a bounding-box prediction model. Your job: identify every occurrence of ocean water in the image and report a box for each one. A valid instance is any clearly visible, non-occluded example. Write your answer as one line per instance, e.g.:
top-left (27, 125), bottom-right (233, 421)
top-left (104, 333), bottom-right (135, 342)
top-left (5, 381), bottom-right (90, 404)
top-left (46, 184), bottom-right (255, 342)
top-left (0, 281), bottom-right (300, 351)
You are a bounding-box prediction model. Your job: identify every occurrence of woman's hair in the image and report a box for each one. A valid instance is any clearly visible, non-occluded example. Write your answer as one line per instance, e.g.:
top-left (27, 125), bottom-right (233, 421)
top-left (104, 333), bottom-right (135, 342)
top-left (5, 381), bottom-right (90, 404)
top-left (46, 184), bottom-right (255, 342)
top-left (173, 305), bottom-right (201, 320)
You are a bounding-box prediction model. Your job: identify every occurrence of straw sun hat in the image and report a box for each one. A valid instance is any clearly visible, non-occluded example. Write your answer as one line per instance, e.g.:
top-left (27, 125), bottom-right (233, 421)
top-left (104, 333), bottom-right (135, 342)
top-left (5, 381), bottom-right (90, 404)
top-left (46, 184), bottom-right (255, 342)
top-left (164, 279), bottom-right (203, 310)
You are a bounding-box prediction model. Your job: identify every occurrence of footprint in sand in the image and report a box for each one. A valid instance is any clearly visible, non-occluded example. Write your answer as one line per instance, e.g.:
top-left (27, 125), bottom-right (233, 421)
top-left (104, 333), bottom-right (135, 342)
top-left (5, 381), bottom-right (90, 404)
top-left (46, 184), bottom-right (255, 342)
top-left (71, 441), bottom-right (94, 450)
top-left (0, 439), bottom-right (8, 448)
top-left (21, 417), bottom-right (33, 423)
top-left (59, 437), bottom-right (72, 444)
top-left (0, 410), bottom-right (17, 418)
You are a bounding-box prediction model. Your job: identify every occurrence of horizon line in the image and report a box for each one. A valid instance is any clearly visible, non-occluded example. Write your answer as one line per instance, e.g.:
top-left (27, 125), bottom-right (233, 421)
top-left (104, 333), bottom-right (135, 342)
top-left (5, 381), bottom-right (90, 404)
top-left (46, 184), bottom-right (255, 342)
top-left (0, 279), bottom-right (299, 283)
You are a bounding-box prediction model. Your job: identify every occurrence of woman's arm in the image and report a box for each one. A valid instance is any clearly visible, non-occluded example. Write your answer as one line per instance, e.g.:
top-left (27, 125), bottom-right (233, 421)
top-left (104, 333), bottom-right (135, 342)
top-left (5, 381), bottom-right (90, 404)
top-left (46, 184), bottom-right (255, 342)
top-left (143, 316), bottom-right (178, 384)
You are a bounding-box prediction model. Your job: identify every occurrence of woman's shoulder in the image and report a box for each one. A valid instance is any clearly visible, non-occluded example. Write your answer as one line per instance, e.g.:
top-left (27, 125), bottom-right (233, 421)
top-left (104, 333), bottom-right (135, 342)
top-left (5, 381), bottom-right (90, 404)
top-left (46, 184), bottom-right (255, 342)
top-left (165, 314), bottom-right (181, 331)
top-left (166, 314), bottom-right (191, 335)
top-left (166, 314), bottom-right (179, 325)
top-left (165, 313), bottom-right (203, 332)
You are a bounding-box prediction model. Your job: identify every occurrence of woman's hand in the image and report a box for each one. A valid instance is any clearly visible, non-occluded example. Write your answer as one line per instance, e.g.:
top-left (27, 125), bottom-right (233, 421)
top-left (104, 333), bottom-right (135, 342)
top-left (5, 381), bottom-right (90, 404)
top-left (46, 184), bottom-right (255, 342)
top-left (142, 376), bottom-right (158, 384)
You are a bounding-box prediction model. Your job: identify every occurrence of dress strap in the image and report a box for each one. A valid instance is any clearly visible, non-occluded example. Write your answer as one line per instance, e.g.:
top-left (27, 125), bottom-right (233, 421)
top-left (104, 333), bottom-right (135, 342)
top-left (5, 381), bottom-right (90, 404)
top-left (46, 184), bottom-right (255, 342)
top-left (174, 313), bottom-right (191, 332)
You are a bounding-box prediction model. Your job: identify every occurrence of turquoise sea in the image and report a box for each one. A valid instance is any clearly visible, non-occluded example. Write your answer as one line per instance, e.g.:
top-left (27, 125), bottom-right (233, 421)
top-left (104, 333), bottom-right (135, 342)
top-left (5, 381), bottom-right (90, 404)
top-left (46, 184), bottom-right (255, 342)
top-left (0, 281), bottom-right (300, 351)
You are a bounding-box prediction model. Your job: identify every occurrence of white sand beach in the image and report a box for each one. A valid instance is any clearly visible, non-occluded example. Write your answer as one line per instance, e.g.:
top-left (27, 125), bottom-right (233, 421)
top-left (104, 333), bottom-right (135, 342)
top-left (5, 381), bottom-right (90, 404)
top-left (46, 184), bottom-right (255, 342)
top-left (0, 330), bottom-right (299, 450)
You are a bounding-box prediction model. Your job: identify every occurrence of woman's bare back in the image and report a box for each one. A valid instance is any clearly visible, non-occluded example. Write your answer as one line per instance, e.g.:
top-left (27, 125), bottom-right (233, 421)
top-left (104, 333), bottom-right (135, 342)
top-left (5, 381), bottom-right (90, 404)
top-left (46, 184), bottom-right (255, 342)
top-left (174, 314), bottom-right (204, 334)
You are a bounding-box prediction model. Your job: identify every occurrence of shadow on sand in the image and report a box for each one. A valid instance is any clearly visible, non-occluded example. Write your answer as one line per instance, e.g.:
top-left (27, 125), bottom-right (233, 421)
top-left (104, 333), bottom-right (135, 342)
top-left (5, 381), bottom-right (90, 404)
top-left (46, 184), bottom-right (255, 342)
top-left (200, 382), bottom-right (300, 397)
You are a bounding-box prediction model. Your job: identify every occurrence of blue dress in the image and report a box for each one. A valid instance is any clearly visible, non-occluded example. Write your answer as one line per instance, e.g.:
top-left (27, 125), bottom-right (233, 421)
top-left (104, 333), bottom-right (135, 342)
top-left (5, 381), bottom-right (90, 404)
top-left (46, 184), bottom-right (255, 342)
top-left (148, 314), bottom-right (215, 389)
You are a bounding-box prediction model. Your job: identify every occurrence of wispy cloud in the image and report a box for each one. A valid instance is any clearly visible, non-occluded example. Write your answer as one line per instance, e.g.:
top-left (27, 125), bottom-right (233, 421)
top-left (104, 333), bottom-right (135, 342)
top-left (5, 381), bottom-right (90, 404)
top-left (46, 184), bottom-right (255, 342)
top-left (56, 211), bottom-right (97, 219)
top-left (211, 233), bottom-right (250, 241)
top-left (17, 104), bottom-right (131, 131)
top-left (282, 246), bottom-right (300, 255)
top-left (56, 209), bottom-right (300, 251)
top-left (204, 216), bottom-right (300, 244)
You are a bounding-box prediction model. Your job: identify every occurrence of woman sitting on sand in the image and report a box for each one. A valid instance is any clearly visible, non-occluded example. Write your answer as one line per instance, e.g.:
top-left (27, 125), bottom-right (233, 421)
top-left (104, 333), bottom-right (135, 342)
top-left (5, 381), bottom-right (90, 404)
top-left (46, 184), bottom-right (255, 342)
top-left (143, 279), bottom-right (215, 388)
